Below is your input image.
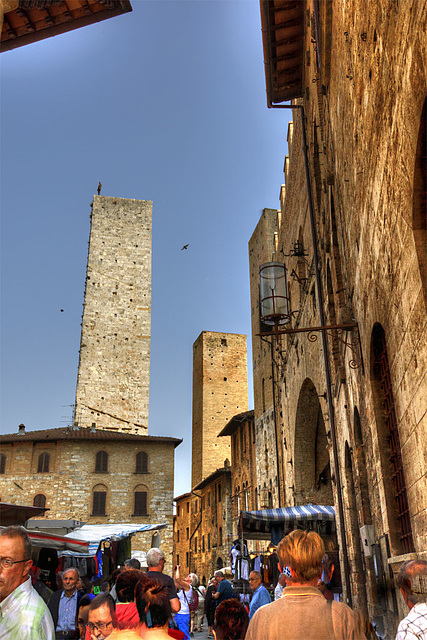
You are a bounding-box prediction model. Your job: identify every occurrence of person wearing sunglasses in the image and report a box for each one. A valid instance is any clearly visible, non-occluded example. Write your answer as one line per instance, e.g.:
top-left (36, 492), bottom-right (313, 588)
top-left (0, 525), bottom-right (55, 639)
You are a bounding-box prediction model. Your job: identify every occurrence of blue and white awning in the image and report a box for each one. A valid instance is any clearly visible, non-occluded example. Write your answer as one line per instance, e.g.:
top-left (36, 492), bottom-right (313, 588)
top-left (240, 504), bottom-right (335, 536)
top-left (60, 523), bottom-right (167, 557)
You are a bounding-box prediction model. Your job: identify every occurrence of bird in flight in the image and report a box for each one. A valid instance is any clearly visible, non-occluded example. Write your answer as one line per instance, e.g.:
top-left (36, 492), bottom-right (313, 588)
top-left (60, 309), bottom-right (64, 312)
top-left (181, 244), bottom-right (189, 251)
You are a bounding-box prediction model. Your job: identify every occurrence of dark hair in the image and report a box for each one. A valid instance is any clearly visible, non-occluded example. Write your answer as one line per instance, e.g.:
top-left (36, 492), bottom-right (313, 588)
top-left (214, 599), bottom-right (248, 640)
top-left (0, 525), bottom-right (32, 560)
top-left (135, 577), bottom-right (171, 628)
top-left (88, 592), bottom-right (116, 616)
top-left (125, 558), bottom-right (141, 570)
top-left (79, 594), bottom-right (93, 608)
top-left (110, 568), bottom-right (122, 587)
top-left (116, 569), bottom-right (147, 602)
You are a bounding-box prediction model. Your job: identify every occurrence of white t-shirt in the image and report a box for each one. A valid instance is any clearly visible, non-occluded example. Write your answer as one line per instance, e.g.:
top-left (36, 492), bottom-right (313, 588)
top-left (177, 587), bottom-right (193, 615)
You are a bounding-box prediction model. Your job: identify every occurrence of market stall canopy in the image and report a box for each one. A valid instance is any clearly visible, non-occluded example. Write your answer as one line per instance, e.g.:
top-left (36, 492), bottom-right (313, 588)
top-left (27, 530), bottom-right (89, 554)
top-left (0, 501), bottom-right (48, 526)
top-left (61, 523), bottom-right (167, 557)
top-left (240, 504), bottom-right (335, 540)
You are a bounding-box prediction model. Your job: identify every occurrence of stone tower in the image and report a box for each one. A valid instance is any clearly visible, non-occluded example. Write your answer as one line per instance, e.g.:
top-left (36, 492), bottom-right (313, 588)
top-left (191, 331), bottom-right (248, 488)
top-left (75, 195), bottom-right (152, 433)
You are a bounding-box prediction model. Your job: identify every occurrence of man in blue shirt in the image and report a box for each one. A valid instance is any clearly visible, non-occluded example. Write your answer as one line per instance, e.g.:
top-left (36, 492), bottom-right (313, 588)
top-left (48, 568), bottom-right (81, 639)
top-left (212, 571), bottom-right (233, 606)
top-left (248, 571), bottom-right (271, 620)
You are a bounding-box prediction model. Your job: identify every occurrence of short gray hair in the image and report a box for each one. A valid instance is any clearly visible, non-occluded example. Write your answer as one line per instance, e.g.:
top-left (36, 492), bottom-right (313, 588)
top-left (214, 571), bottom-right (224, 579)
top-left (396, 560), bottom-right (427, 605)
top-left (0, 526), bottom-right (32, 560)
top-left (64, 567), bottom-right (80, 580)
top-left (146, 547), bottom-right (164, 568)
top-left (188, 573), bottom-right (198, 587)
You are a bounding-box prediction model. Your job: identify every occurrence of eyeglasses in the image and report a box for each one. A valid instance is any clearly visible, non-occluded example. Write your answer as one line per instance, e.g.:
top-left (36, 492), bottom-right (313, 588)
top-left (87, 621), bottom-right (113, 632)
top-left (0, 557), bottom-right (29, 570)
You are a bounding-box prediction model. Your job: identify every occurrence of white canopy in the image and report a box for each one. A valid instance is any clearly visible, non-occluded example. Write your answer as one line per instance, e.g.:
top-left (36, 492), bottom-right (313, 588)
top-left (60, 522), bottom-right (167, 557)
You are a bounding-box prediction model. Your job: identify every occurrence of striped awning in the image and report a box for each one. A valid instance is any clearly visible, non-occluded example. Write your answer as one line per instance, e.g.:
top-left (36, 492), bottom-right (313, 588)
top-left (60, 522), bottom-right (167, 557)
top-left (240, 504), bottom-right (335, 535)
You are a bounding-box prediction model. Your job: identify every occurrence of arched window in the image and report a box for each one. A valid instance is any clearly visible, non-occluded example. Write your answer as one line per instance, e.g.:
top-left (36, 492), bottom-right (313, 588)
top-left (95, 451), bottom-right (108, 473)
top-left (0, 454), bottom-right (6, 474)
top-left (371, 324), bottom-right (414, 553)
top-left (92, 484), bottom-right (107, 516)
top-left (33, 494), bottom-right (46, 509)
top-left (37, 452), bottom-right (50, 473)
top-left (135, 451), bottom-right (148, 474)
top-left (133, 485), bottom-right (148, 516)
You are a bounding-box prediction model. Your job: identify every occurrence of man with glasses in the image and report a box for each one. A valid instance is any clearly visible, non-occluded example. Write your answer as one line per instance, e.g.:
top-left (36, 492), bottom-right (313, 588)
top-left (248, 571), bottom-right (271, 620)
top-left (0, 525), bottom-right (55, 639)
top-left (87, 593), bottom-right (115, 639)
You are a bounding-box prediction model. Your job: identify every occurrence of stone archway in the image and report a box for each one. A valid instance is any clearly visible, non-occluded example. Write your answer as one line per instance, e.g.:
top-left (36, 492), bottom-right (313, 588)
top-left (294, 378), bottom-right (333, 505)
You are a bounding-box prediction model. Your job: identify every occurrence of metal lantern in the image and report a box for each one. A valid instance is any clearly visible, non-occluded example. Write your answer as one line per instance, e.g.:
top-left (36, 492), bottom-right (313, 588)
top-left (259, 262), bottom-right (291, 326)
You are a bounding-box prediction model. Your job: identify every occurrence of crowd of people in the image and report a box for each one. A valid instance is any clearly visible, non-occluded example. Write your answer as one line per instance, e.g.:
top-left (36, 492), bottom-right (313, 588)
top-left (1, 525), bottom-right (426, 640)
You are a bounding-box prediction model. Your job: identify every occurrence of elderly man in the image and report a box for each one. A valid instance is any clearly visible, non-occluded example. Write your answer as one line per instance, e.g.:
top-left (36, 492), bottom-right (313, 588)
top-left (0, 525), bottom-right (54, 639)
top-left (395, 559), bottom-right (427, 640)
top-left (48, 567), bottom-right (81, 638)
top-left (87, 593), bottom-right (115, 640)
top-left (274, 573), bottom-right (286, 600)
top-left (246, 529), bottom-right (365, 640)
top-left (145, 547), bottom-right (180, 614)
top-left (212, 571), bottom-right (233, 606)
top-left (248, 570), bottom-right (271, 619)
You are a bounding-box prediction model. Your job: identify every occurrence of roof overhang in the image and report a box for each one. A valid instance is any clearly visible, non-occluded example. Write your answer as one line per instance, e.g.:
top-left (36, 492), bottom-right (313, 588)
top-left (192, 466), bottom-right (231, 492)
top-left (0, 502), bottom-right (48, 526)
top-left (1, 0), bottom-right (132, 52)
top-left (260, 0), bottom-right (305, 107)
top-left (218, 410), bottom-right (254, 437)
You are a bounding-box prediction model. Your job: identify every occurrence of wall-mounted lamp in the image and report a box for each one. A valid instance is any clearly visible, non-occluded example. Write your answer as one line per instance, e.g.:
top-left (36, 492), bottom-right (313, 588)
top-left (283, 240), bottom-right (308, 257)
top-left (259, 262), bottom-right (291, 327)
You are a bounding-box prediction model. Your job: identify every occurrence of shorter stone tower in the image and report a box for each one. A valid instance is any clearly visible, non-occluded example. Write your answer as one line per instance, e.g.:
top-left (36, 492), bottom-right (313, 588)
top-left (75, 195), bottom-right (152, 433)
top-left (191, 331), bottom-right (248, 488)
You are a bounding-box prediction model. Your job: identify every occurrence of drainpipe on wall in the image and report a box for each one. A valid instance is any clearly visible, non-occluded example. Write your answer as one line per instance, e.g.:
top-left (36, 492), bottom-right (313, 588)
top-left (269, 102), bottom-right (352, 606)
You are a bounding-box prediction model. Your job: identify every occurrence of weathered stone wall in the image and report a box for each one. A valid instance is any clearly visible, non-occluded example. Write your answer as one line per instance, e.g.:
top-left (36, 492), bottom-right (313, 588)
top-left (75, 196), bottom-right (152, 434)
top-left (0, 433), bottom-right (176, 570)
top-left (173, 494), bottom-right (192, 574)
top-left (250, 0), bottom-right (427, 632)
top-left (191, 332), bottom-right (248, 488)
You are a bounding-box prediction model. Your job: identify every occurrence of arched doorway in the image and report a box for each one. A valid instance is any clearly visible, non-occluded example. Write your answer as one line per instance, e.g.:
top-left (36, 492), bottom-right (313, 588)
top-left (294, 379), bottom-right (333, 505)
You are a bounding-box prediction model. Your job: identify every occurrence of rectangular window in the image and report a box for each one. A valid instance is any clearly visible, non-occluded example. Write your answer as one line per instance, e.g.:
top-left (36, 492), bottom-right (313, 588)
top-left (208, 533), bottom-right (211, 550)
top-left (186, 527), bottom-right (189, 540)
top-left (207, 492), bottom-right (210, 507)
top-left (202, 535), bottom-right (205, 552)
top-left (194, 500), bottom-right (198, 514)
top-left (93, 491), bottom-right (106, 516)
top-left (177, 554), bottom-right (179, 566)
top-left (177, 506), bottom-right (180, 517)
top-left (186, 502), bottom-right (190, 513)
top-left (218, 484), bottom-right (222, 502)
top-left (194, 537), bottom-right (197, 553)
top-left (186, 552), bottom-right (189, 567)
top-left (177, 530), bottom-right (180, 542)
top-left (134, 491), bottom-right (147, 516)
top-left (219, 526), bottom-right (223, 546)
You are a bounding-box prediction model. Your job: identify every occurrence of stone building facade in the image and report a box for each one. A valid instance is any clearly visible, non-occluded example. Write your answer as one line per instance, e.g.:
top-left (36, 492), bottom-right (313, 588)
top-left (0, 425), bottom-right (180, 566)
top-left (249, 1), bottom-right (427, 636)
top-left (191, 331), bottom-right (248, 488)
top-left (173, 468), bottom-right (233, 585)
top-left (75, 195), bottom-right (152, 434)
top-left (218, 411), bottom-right (258, 522)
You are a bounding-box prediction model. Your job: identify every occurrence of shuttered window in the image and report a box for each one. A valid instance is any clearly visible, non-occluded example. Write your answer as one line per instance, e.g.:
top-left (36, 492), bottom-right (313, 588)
top-left (93, 491), bottom-right (106, 516)
top-left (134, 491), bottom-right (147, 516)
top-left (33, 494), bottom-right (46, 508)
top-left (95, 451), bottom-right (108, 473)
top-left (0, 454), bottom-right (6, 474)
top-left (135, 451), bottom-right (148, 474)
top-left (37, 452), bottom-right (50, 473)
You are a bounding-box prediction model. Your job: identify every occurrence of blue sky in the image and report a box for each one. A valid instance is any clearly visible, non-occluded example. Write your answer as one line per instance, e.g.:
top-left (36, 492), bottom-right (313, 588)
top-left (1, 0), bottom-right (290, 497)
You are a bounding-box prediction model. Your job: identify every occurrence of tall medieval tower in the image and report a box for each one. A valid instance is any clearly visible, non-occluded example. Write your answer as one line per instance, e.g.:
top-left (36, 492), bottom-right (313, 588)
top-left (191, 331), bottom-right (248, 488)
top-left (75, 195), bottom-right (152, 434)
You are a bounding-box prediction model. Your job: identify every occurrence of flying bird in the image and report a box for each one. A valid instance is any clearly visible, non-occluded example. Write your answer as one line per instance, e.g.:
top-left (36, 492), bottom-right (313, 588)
top-left (181, 244), bottom-right (189, 251)
top-left (60, 309), bottom-right (64, 312)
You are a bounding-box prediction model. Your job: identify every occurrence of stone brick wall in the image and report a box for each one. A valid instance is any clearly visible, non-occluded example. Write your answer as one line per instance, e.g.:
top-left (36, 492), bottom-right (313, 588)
top-left (0, 431), bottom-right (176, 570)
top-left (173, 493), bottom-right (192, 574)
top-left (75, 196), bottom-right (152, 434)
top-left (250, 0), bottom-right (427, 632)
top-left (191, 332), bottom-right (248, 488)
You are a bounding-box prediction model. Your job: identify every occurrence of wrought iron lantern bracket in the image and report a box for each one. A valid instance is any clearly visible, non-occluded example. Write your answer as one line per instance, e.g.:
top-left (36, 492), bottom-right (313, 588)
top-left (257, 322), bottom-right (364, 372)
